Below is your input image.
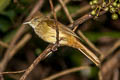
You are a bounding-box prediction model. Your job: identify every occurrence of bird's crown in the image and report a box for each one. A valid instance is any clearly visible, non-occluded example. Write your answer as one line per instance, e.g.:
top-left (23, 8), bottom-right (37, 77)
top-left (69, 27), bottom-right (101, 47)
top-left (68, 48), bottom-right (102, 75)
top-left (23, 12), bottom-right (46, 29)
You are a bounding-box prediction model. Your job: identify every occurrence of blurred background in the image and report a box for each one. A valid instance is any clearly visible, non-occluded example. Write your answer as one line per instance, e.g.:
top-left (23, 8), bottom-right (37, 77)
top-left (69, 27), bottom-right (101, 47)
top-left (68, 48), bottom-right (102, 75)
top-left (0, 0), bottom-right (120, 80)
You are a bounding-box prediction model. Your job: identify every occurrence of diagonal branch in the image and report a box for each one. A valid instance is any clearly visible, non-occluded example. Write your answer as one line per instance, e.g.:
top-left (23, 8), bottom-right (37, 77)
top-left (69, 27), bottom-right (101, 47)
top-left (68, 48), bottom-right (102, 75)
top-left (43, 66), bottom-right (89, 80)
top-left (58, 0), bottom-right (73, 23)
top-left (47, 0), bottom-right (70, 17)
top-left (19, 44), bottom-right (57, 80)
top-left (0, 69), bottom-right (26, 75)
top-left (0, 41), bottom-right (8, 48)
top-left (0, 34), bottom-right (32, 71)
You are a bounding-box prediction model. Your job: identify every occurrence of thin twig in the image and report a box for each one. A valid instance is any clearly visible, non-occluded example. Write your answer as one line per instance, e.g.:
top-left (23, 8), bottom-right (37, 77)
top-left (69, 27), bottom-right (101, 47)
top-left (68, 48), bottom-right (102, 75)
top-left (71, 4), bottom-right (91, 17)
top-left (0, 41), bottom-right (9, 48)
top-left (58, 0), bottom-right (73, 23)
top-left (112, 68), bottom-right (119, 80)
top-left (101, 50), bottom-right (120, 80)
top-left (26, 0), bottom-right (44, 20)
top-left (13, 0), bottom-right (36, 28)
top-left (0, 34), bottom-right (32, 71)
top-left (100, 40), bottom-right (120, 60)
top-left (13, 0), bottom-right (18, 3)
top-left (99, 70), bottom-right (103, 80)
top-left (77, 30), bottom-right (103, 55)
top-left (0, 74), bottom-right (4, 80)
top-left (0, 69), bottom-right (26, 75)
top-left (19, 44), bottom-right (55, 80)
top-left (68, 11), bottom-right (106, 29)
top-left (70, 11), bottom-right (106, 55)
top-left (43, 66), bottom-right (89, 80)
top-left (47, 0), bottom-right (70, 17)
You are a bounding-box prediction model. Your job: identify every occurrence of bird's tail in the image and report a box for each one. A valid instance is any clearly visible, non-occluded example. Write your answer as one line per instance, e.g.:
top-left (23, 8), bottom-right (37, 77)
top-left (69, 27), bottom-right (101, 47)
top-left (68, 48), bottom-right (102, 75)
top-left (70, 39), bottom-right (101, 67)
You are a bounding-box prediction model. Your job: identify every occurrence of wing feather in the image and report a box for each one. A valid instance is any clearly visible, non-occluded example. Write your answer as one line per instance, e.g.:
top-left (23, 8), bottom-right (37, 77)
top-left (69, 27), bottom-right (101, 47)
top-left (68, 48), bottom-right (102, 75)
top-left (41, 18), bottom-right (80, 39)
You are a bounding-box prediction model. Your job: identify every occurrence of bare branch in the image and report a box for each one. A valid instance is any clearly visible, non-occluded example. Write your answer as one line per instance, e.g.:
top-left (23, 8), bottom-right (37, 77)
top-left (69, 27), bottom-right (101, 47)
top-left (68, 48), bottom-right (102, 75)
top-left (47, 0), bottom-right (70, 17)
top-left (0, 69), bottom-right (26, 75)
top-left (0, 34), bottom-right (32, 71)
top-left (0, 41), bottom-right (8, 48)
top-left (19, 44), bottom-right (55, 80)
top-left (43, 66), bottom-right (89, 80)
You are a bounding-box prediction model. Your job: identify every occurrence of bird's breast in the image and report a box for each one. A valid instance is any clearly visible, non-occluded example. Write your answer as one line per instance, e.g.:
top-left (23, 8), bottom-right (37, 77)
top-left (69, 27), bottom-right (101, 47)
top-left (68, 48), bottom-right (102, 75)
top-left (34, 24), bottom-right (68, 45)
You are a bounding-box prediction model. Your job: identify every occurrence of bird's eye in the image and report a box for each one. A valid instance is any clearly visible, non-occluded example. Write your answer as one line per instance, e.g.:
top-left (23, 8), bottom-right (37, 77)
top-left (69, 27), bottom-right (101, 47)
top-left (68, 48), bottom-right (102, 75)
top-left (34, 17), bottom-right (39, 22)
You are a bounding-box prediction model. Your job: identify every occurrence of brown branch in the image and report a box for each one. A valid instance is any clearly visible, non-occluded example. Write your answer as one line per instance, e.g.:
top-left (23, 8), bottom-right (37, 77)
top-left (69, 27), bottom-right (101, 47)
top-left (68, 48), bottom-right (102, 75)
top-left (0, 41), bottom-right (9, 48)
top-left (71, 4), bottom-right (91, 17)
top-left (19, 44), bottom-right (57, 80)
top-left (47, 0), bottom-right (70, 17)
top-left (100, 40), bottom-right (120, 60)
top-left (77, 30), bottom-right (103, 55)
top-left (0, 69), bottom-right (26, 75)
top-left (58, 0), bottom-right (73, 23)
top-left (13, 0), bottom-right (37, 28)
top-left (112, 68), bottom-right (119, 80)
top-left (0, 74), bottom-right (4, 80)
top-left (13, 0), bottom-right (18, 3)
top-left (101, 50), bottom-right (120, 80)
top-left (0, 34), bottom-right (32, 71)
top-left (26, 0), bottom-right (44, 20)
top-left (71, 0), bottom-right (104, 18)
top-left (72, 11), bottom-right (106, 56)
top-left (68, 11), bottom-right (106, 29)
top-left (43, 66), bottom-right (89, 80)
top-left (99, 70), bottom-right (103, 80)
top-left (70, 0), bottom-right (115, 29)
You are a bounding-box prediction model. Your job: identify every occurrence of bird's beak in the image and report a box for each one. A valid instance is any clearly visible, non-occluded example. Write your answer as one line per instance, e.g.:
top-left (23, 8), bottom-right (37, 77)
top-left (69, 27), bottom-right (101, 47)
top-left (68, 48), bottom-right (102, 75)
top-left (23, 21), bottom-right (31, 25)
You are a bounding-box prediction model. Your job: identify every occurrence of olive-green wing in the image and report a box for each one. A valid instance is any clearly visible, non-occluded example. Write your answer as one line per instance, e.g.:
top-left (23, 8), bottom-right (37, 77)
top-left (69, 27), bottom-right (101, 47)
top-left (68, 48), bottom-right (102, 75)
top-left (58, 22), bottom-right (80, 39)
top-left (42, 19), bottom-right (80, 39)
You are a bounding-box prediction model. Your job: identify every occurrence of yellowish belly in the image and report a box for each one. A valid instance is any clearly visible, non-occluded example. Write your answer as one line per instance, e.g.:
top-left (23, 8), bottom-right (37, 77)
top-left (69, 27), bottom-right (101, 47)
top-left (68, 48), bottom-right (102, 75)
top-left (35, 23), bottom-right (68, 45)
top-left (44, 29), bottom-right (68, 45)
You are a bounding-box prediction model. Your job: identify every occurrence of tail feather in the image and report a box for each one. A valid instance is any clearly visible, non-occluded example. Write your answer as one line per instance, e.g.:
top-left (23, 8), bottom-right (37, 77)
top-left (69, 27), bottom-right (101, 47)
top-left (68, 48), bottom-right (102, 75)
top-left (72, 40), bottom-right (100, 67)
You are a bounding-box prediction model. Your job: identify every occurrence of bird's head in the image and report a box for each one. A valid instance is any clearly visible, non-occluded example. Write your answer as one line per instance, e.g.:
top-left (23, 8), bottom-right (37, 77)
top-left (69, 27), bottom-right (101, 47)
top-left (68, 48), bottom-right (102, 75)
top-left (23, 12), bottom-right (45, 29)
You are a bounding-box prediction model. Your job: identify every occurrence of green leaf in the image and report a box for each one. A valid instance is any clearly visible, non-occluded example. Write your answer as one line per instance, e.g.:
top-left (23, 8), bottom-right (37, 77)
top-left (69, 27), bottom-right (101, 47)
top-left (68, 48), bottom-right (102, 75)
top-left (35, 48), bottom-right (42, 55)
top-left (67, 5), bottom-right (81, 14)
top-left (69, 50), bottom-right (83, 66)
top-left (0, 0), bottom-right (11, 12)
top-left (84, 32), bottom-right (120, 42)
top-left (90, 67), bottom-right (98, 78)
top-left (1, 10), bottom-right (16, 21)
top-left (0, 17), bottom-right (11, 32)
top-left (2, 29), bottom-right (17, 43)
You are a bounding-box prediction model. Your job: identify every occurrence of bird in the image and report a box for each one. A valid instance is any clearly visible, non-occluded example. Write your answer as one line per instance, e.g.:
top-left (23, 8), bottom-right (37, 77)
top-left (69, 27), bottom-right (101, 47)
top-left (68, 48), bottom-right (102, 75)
top-left (24, 12), bottom-right (100, 67)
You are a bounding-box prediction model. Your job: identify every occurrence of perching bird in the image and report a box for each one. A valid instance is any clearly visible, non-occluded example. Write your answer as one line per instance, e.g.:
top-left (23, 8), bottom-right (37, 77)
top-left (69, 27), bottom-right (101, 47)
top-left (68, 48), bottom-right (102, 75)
top-left (24, 12), bottom-right (100, 66)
